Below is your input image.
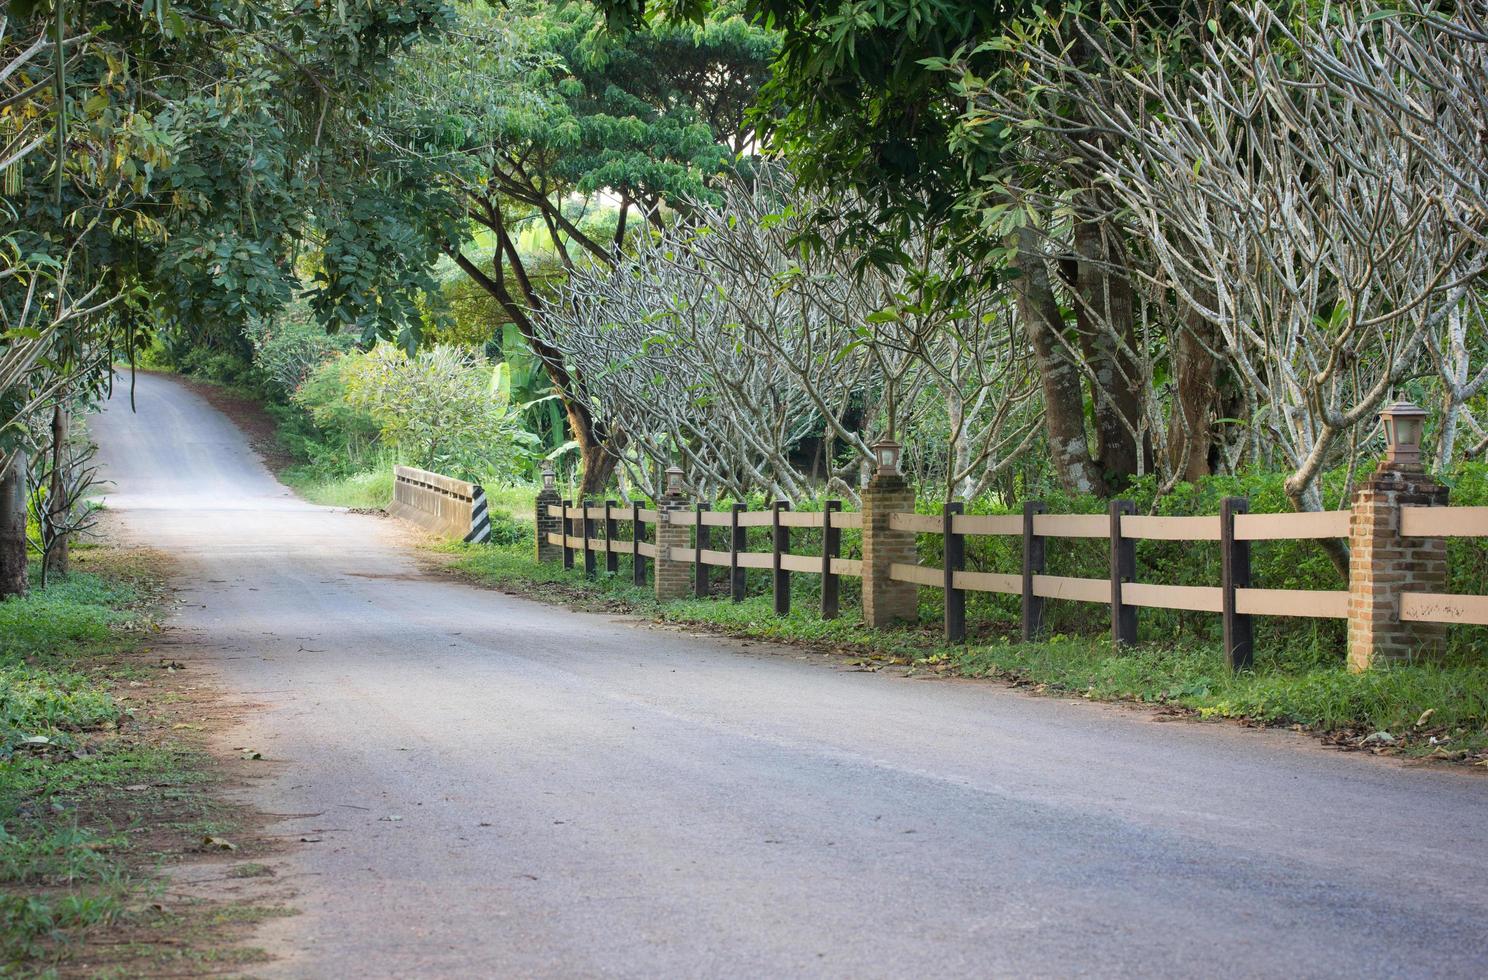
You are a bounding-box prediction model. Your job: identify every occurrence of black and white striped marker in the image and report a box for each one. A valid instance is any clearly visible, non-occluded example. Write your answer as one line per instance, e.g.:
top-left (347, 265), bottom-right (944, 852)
top-left (464, 486), bottom-right (492, 544)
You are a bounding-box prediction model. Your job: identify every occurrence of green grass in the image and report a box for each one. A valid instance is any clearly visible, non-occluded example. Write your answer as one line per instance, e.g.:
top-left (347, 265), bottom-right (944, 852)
top-left (0, 574), bottom-right (136, 662)
top-left (445, 541), bottom-right (1488, 761)
top-left (281, 464), bottom-right (395, 509)
top-left (484, 483), bottom-right (537, 522)
top-left (0, 565), bottom-right (215, 966)
top-left (954, 634), bottom-right (1488, 738)
top-left (1, 666), bottom-right (118, 748)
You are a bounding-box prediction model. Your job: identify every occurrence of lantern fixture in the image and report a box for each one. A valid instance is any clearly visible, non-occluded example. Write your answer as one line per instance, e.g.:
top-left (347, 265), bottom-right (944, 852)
top-left (665, 465), bottom-right (685, 495)
top-left (871, 437), bottom-right (902, 476)
top-left (540, 459), bottom-right (556, 491)
top-left (1380, 400), bottom-right (1428, 465)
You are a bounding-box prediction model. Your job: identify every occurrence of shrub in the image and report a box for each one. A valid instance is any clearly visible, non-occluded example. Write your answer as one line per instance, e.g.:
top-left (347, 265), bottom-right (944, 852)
top-left (289, 355), bottom-right (382, 471)
top-left (336, 344), bottom-right (530, 482)
top-left (250, 310), bottom-right (360, 397)
top-left (174, 348), bottom-right (260, 388)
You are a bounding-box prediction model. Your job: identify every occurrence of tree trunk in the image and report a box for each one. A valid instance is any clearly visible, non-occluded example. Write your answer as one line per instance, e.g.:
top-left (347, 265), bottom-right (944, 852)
top-left (1166, 305), bottom-right (1219, 483)
top-left (45, 403), bottom-right (70, 580)
top-left (1436, 304), bottom-right (1468, 472)
top-left (449, 250), bottom-right (619, 498)
top-left (1284, 471), bottom-right (1351, 582)
top-left (1073, 219), bottom-right (1145, 490)
top-left (1013, 226), bottom-right (1107, 496)
top-left (0, 449), bottom-right (29, 600)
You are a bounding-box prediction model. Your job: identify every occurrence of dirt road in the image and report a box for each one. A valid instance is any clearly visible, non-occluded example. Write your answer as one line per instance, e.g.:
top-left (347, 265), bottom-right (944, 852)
top-left (92, 372), bottom-right (1488, 978)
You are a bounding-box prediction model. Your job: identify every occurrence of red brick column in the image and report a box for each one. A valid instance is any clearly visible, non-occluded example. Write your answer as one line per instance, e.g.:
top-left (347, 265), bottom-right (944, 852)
top-left (535, 487), bottom-right (562, 563)
top-left (1346, 464), bottom-right (1449, 671)
top-left (654, 491), bottom-right (693, 601)
top-left (861, 471), bottom-right (919, 627)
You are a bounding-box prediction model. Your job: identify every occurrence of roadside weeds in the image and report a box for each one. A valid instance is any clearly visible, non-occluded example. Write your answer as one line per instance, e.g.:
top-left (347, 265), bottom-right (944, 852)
top-left (1, 534), bottom-right (297, 976)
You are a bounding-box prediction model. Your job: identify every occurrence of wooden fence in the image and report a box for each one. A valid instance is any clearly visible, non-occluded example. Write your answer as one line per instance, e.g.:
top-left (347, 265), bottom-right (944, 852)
top-left (539, 496), bottom-right (1488, 669)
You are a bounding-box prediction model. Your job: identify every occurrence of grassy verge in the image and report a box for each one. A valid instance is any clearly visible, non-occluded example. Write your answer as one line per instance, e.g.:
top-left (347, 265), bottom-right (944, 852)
top-left (1, 543), bottom-right (286, 974)
top-left (280, 464), bottom-right (395, 509)
top-left (439, 541), bottom-right (1488, 765)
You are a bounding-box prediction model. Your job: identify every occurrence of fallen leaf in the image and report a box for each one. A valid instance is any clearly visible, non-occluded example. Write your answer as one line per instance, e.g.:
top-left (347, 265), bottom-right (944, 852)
top-left (1416, 708), bottom-right (1436, 728)
top-left (202, 836), bottom-right (237, 851)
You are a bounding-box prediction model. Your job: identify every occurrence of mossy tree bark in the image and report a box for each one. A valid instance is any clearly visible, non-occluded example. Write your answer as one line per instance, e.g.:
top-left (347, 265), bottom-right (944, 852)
top-left (0, 450), bottom-right (29, 599)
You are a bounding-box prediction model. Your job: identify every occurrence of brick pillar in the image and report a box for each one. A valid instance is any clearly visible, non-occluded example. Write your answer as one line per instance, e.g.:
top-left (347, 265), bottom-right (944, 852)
top-left (861, 470), bottom-right (918, 627)
top-left (535, 486), bottom-right (562, 563)
top-left (654, 490), bottom-right (693, 601)
top-left (1346, 463), bottom-right (1449, 671)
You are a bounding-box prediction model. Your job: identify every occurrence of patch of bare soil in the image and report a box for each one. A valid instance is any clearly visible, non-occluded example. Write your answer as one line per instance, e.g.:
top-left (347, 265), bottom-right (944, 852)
top-left (25, 539), bottom-right (301, 977)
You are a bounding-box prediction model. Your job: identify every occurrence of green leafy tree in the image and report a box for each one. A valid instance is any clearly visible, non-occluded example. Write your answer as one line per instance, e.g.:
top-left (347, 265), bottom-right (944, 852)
top-left (2, 0), bottom-right (464, 594)
top-left (380, 0), bottom-right (774, 495)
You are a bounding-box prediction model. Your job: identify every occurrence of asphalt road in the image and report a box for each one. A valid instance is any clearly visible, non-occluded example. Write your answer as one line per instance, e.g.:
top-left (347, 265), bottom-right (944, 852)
top-left (92, 372), bottom-right (1488, 979)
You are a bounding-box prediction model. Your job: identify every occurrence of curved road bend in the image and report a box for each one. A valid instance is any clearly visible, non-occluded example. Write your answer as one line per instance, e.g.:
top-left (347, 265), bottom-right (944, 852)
top-left (92, 372), bottom-right (1488, 979)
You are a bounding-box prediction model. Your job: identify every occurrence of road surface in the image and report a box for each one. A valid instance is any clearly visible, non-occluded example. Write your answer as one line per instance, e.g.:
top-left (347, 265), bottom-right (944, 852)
top-left (93, 372), bottom-right (1488, 978)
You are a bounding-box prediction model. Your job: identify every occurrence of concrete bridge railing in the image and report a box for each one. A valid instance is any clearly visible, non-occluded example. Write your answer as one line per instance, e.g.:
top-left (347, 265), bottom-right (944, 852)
top-left (388, 465), bottom-right (490, 543)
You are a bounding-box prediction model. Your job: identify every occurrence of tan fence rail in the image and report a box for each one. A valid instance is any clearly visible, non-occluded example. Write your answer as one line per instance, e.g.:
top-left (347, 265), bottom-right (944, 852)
top-left (538, 493), bottom-right (1486, 671)
top-left (544, 499), bottom-right (856, 617)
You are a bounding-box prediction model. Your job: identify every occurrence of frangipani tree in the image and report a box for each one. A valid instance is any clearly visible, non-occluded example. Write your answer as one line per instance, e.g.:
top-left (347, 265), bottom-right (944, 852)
top-left (535, 172), bottom-right (1040, 503)
top-left (949, 0), bottom-right (1488, 536)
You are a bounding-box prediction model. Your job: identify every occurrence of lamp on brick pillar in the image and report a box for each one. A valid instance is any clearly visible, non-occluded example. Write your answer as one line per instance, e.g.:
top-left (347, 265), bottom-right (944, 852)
top-left (861, 437), bottom-right (918, 627)
top-left (1381, 400), bottom-right (1428, 465)
top-left (654, 464), bottom-right (692, 601)
top-left (534, 460), bottom-right (562, 563)
top-left (872, 437), bottom-right (902, 476)
top-left (1346, 399), bottom-right (1449, 671)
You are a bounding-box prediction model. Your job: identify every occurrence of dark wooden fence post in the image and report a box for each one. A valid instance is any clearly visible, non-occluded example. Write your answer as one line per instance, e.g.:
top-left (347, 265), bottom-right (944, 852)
top-left (1022, 500), bottom-right (1046, 641)
top-left (562, 499), bottom-right (574, 570)
top-left (730, 502), bottom-right (747, 602)
top-left (943, 501), bottom-right (966, 643)
top-left (694, 502), bottom-right (709, 597)
top-left (632, 501), bottom-right (646, 586)
top-left (582, 499), bottom-right (597, 579)
top-left (604, 500), bottom-right (619, 575)
top-left (1221, 496), bottom-right (1254, 671)
top-left (821, 500), bottom-right (842, 620)
top-left (772, 500), bottom-right (791, 616)
top-left (1109, 499), bottom-right (1137, 645)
